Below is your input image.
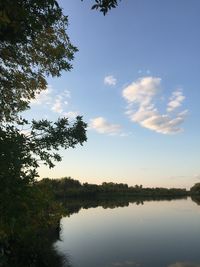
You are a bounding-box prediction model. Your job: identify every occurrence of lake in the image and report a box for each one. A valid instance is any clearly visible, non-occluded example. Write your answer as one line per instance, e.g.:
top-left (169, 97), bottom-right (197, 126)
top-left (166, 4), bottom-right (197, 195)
top-left (55, 197), bottom-right (200, 267)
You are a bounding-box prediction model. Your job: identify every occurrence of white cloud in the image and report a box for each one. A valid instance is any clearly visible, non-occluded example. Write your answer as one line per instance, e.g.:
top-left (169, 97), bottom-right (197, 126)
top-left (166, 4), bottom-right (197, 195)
top-left (51, 91), bottom-right (70, 114)
top-left (62, 89), bottom-right (71, 98)
top-left (104, 75), bottom-right (117, 86)
top-left (31, 85), bottom-right (72, 115)
top-left (51, 95), bottom-right (64, 113)
top-left (90, 117), bottom-right (122, 135)
top-left (194, 174), bottom-right (200, 180)
top-left (167, 90), bottom-right (185, 112)
top-left (63, 111), bottom-right (79, 119)
top-left (31, 85), bottom-right (52, 105)
top-left (119, 131), bottom-right (132, 137)
top-left (52, 90), bottom-right (71, 114)
top-left (139, 111), bottom-right (187, 134)
top-left (122, 76), bottom-right (187, 134)
top-left (123, 76), bottom-right (161, 105)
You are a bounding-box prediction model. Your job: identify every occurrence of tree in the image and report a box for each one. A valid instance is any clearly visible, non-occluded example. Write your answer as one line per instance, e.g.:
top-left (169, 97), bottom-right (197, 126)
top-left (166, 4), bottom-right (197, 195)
top-left (190, 183), bottom-right (200, 194)
top-left (88, 0), bottom-right (121, 15)
top-left (0, 0), bottom-right (123, 184)
top-left (0, 1), bottom-right (87, 260)
top-left (0, 0), bottom-right (91, 181)
top-left (0, 117), bottom-right (87, 186)
top-left (0, 0), bottom-right (78, 122)
top-left (0, 0), bottom-right (124, 200)
top-left (0, 0), bottom-right (121, 122)
top-left (0, 116), bottom-right (87, 262)
top-left (0, 1), bottom-right (121, 263)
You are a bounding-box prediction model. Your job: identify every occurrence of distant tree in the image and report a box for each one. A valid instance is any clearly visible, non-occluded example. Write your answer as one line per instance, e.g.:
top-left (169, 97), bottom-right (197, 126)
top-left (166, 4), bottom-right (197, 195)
top-left (190, 183), bottom-right (200, 194)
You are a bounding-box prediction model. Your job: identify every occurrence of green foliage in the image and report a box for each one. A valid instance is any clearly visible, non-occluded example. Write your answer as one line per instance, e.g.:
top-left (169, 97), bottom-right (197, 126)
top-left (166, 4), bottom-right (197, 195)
top-left (0, 117), bottom-right (87, 187)
top-left (0, 0), bottom-right (87, 193)
top-left (190, 183), bottom-right (200, 194)
top-left (0, 181), bottom-right (67, 267)
top-left (0, 1), bottom-right (88, 264)
top-left (0, 0), bottom-right (121, 122)
top-left (0, 0), bottom-right (77, 122)
top-left (90, 0), bottom-right (121, 15)
top-left (38, 177), bottom-right (188, 199)
top-left (0, 0), bottom-right (121, 264)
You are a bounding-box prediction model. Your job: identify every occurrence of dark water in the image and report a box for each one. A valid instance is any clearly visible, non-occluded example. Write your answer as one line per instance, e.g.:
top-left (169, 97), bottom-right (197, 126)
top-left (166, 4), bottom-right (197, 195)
top-left (55, 197), bottom-right (200, 267)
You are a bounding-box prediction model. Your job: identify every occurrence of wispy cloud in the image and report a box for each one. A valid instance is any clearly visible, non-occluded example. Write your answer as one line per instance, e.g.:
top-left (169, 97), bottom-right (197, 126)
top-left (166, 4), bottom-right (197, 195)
top-left (167, 89), bottom-right (185, 112)
top-left (194, 174), bottom-right (200, 180)
top-left (104, 75), bottom-right (117, 86)
top-left (51, 92), bottom-right (70, 114)
top-left (51, 96), bottom-right (64, 113)
top-left (138, 69), bottom-right (151, 75)
top-left (123, 76), bottom-right (187, 134)
top-left (63, 111), bottom-right (79, 119)
top-left (51, 90), bottom-right (70, 114)
top-left (31, 86), bottom-right (73, 117)
top-left (31, 85), bottom-right (52, 105)
top-left (90, 117), bottom-right (122, 135)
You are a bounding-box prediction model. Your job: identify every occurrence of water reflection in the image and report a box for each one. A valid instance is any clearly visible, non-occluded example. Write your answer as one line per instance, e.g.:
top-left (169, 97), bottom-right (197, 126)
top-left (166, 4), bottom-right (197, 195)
top-left (56, 197), bottom-right (200, 267)
top-left (168, 263), bottom-right (200, 267)
top-left (62, 196), bottom-right (187, 217)
top-left (191, 195), bottom-right (200, 206)
top-left (3, 196), bottom-right (200, 267)
top-left (1, 224), bottom-right (72, 267)
top-left (111, 262), bottom-right (200, 267)
top-left (112, 261), bottom-right (140, 266)
top-left (0, 187), bottom-right (72, 267)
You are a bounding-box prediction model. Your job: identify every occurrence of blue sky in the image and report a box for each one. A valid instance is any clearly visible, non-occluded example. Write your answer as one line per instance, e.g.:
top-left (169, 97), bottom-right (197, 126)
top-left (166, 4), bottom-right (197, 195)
top-left (26, 0), bottom-right (200, 188)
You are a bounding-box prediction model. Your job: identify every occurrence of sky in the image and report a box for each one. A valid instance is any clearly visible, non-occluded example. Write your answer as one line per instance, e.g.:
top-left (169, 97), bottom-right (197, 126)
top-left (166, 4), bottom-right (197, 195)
top-left (25, 0), bottom-right (200, 189)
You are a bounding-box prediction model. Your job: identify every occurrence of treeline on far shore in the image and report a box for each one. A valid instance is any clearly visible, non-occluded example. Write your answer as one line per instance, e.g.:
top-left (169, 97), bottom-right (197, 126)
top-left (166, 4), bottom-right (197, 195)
top-left (37, 177), bottom-right (191, 200)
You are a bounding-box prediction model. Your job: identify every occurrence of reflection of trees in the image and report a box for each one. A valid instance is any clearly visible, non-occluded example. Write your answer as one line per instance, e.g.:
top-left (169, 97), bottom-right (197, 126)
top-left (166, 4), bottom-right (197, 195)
top-left (168, 262), bottom-right (200, 267)
top-left (0, 185), bottom-right (72, 267)
top-left (2, 231), bottom-right (71, 267)
top-left (0, 217), bottom-right (72, 267)
top-left (62, 196), bottom-right (187, 217)
top-left (112, 260), bottom-right (140, 266)
top-left (191, 195), bottom-right (200, 206)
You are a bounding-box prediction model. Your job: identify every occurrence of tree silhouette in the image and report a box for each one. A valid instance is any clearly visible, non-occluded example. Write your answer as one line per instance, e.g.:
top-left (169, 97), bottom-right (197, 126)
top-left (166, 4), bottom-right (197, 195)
top-left (191, 183), bottom-right (200, 194)
top-left (0, 1), bottom-right (121, 264)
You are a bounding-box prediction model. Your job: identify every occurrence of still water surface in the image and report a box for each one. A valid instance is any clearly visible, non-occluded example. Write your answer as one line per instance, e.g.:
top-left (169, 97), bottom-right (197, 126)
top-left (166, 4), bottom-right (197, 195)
top-left (55, 198), bottom-right (200, 267)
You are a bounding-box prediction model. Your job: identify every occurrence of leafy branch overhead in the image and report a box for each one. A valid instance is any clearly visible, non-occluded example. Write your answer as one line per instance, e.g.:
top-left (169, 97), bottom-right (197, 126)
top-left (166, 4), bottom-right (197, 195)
top-left (0, 0), bottom-right (120, 122)
top-left (0, 117), bottom-right (87, 186)
top-left (0, 0), bottom-right (120, 262)
top-left (0, 0), bottom-right (78, 122)
top-left (0, 0), bottom-right (121, 183)
top-left (90, 0), bottom-right (121, 15)
top-left (30, 116), bottom-right (87, 168)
